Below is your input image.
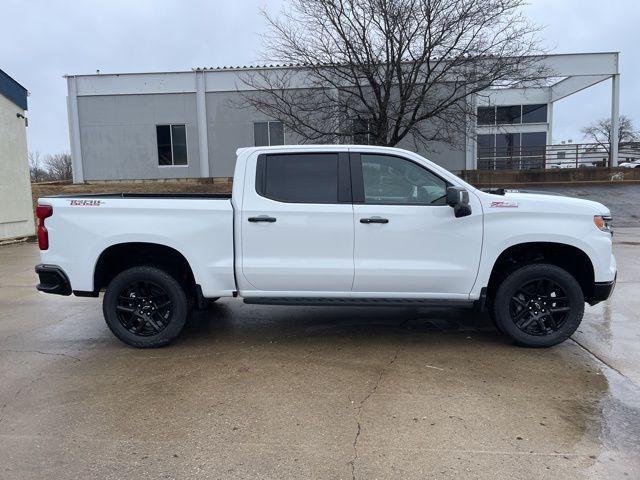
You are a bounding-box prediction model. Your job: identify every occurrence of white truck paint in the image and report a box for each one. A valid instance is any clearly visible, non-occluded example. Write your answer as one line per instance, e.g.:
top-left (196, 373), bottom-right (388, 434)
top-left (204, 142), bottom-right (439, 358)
top-left (35, 145), bottom-right (617, 348)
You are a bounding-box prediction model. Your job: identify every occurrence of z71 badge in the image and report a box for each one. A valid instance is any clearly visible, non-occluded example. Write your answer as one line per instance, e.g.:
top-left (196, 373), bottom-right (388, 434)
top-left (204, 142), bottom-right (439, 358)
top-left (69, 199), bottom-right (104, 207)
top-left (490, 201), bottom-right (518, 208)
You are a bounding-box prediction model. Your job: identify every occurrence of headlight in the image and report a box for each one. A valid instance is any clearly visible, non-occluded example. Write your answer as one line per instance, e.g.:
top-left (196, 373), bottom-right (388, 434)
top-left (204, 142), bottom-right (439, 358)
top-left (594, 215), bottom-right (613, 233)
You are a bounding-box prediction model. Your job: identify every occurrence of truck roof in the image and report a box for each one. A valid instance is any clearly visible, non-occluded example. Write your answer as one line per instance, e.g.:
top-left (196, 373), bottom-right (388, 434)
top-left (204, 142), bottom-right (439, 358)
top-left (236, 144), bottom-right (422, 156)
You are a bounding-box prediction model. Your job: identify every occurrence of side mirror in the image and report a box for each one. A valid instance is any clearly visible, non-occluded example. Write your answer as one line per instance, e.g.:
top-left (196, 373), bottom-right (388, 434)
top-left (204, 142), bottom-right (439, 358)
top-left (446, 186), bottom-right (472, 218)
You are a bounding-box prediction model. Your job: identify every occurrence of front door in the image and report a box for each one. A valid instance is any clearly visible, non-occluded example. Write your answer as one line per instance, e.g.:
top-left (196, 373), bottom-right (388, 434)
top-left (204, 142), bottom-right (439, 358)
top-left (351, 152), bottom-right (482, 297)
top-left (240, 151), bottom-right (355, 294)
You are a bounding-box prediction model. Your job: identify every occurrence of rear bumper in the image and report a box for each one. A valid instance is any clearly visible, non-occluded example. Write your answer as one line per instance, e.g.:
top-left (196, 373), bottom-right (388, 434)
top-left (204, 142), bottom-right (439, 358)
top-left (588, 276), bottom-right (616, 305)
top-left (35, 264), bottom-right (72, 296)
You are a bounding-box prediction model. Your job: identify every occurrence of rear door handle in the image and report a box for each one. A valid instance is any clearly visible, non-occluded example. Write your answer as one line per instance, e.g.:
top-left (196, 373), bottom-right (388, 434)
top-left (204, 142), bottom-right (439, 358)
top-left (248, 215), bottom-right (277, 223)
top-left (360, 216), bottom-right (389, 224)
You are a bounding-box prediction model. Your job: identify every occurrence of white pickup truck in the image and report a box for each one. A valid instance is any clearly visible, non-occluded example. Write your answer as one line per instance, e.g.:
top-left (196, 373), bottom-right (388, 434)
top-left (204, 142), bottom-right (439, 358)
top-left (35, 145), bottom-right (616, 348)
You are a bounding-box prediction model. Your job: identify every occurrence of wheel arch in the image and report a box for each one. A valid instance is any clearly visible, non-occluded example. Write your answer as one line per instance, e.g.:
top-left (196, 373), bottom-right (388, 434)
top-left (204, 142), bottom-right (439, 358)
top-left (485, 242), bottom-right (596, 303)
top-left (93, 242), bottom-right (197, 294)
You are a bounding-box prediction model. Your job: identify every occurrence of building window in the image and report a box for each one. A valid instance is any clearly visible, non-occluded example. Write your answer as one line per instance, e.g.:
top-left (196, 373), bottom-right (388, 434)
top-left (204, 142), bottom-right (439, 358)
top-left (477, 104), bottom-right (548, 125)
top-left (156, 124), bottom-right (187, 166)
top-left (496, 105), bottom-right (522, 124)
top-left (520, 132), bottom-right (547, 155)
top-left (520, 132), bottom-right (547, 169)
top-left (254, 121), bottom-right (285, 146)
top-left (521, 104), bottom-right (547, 123)
top-left (352, 118), bottom-right (372, 145)
top-left (477, 134), bottom-right (495, 159)
top-left (477, 107), bottom-right (496, 126)
top-left (477, 131), bottom-right (547, 170)
top-left (495, 132), bottom-right (520, 158)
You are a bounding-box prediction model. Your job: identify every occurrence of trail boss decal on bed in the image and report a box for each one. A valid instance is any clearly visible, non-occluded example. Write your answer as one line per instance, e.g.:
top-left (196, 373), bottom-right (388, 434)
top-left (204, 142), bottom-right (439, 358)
top-left (490, 200), bottom-right (518, 208)
top-left (69, 199), bottom-right (104, 207)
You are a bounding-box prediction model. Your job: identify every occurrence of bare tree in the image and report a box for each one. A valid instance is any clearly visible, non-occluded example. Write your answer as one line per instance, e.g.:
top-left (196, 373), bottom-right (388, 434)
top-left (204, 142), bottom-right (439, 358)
top-left (29, 151), bottom-right (49, 183)
top-left (239, 0), bottom-right (547, 148)
top-left (45, 153), bottom-right (73, 181)
top-left (581, 115), bottom-right (640, 153)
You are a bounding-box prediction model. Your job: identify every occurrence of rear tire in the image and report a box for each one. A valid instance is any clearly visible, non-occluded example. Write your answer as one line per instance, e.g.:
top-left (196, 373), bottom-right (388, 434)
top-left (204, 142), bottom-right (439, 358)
top-left (493, 264), bottom-right (584, 348)
top-left (103, 266), bottom-right (188, 348)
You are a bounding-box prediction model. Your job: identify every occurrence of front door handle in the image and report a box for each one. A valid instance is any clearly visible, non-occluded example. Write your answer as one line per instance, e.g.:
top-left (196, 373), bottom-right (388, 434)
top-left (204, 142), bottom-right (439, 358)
top-left (360, 216), bottom-right (389, 224)
top-left (248, 215), bottom-right (277, 223)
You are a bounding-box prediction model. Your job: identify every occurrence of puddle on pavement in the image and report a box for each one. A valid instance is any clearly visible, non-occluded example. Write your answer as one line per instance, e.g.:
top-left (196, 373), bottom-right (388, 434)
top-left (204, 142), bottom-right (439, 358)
top-left (579, 364), bottom-right (640, 476)
top-left (597, 368), bottom-right (640, 453)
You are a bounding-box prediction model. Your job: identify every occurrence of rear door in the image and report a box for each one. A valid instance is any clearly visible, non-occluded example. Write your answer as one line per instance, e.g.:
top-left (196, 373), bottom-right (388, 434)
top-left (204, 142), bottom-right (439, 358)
top-left (240, 151), bottom-right (355, 294)
top-left (351, 152), bottom-right (483, 297)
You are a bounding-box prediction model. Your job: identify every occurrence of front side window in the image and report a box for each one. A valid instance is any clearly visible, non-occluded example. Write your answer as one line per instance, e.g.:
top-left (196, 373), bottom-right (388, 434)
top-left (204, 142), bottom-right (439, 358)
top-left (360, 154), bottom-right (447, 205)
top-left (156, 124), bottom-right (187, 166)
top-left (254, 121), bottom-right (285, 146)
top-left (257, 153), bottom-right (339, 203)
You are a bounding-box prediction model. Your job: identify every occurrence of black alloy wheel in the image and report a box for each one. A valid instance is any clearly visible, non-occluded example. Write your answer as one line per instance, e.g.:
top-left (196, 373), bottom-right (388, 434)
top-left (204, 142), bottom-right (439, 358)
top-left (492, 263), bottom-right (584, 347)
top-left (103, 266), bottom-right (188, 348)
top-left (509, 278), bottom-right (571, 336)
top-left (115, 280), bottom-right (173, 336)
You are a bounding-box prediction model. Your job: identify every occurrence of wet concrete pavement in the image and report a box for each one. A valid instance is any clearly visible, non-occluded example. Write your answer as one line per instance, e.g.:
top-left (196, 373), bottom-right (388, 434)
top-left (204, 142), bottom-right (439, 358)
top-left (1, 234), bottom-right (639, 479)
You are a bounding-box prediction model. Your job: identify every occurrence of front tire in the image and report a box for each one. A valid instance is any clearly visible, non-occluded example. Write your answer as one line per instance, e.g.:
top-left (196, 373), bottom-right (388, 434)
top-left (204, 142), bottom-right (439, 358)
top-left (103, 266), bottom-right (188, 348)
top-left (492, 264), bottom-right (584, 347)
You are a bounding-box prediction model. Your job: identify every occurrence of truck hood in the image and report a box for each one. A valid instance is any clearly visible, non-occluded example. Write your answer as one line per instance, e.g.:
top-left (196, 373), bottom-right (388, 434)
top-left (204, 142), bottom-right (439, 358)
top-left (480, 190), bottom-right (611, 216)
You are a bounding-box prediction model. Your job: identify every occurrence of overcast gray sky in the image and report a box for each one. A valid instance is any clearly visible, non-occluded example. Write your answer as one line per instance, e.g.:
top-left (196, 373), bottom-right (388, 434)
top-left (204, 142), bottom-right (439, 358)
top-left (1, 0), bottom-right (638, 155)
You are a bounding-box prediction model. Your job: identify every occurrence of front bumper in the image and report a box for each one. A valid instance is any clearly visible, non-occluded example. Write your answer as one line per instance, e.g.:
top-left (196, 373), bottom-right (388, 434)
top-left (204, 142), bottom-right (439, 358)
top-left (588, 275), bottom-right (616, 305)
top-left (35, 264), bottom-right (72, 296)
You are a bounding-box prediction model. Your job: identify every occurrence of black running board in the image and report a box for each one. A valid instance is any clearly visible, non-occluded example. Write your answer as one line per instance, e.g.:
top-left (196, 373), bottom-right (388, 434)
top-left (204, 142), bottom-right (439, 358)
top-left (243, 297), bottom-right (475, 308)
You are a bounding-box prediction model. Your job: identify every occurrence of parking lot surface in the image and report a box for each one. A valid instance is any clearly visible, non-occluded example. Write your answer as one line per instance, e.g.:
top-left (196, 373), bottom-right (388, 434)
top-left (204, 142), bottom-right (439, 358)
top-left (1, 230), bottom-right (639, 478)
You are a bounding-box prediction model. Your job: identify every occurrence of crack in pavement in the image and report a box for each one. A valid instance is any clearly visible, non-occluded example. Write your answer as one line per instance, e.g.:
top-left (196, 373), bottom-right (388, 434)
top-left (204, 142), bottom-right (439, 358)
top-left (0, 386), bottom-right (23, 425)
top-left (0, 349), bottom-right (81, 362)
top-left (349, 350), bottom-right (399, 480)
top-left (0, 314), bottom-right (72, 344)
top-left (569, 338), bottom-right (632, 384)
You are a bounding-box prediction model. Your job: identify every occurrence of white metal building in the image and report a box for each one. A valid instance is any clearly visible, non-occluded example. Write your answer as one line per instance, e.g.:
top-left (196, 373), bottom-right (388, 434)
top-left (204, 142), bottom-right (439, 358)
top-left (0, 69), bottom-right (33, 241)
top-left (65, 52), bottom-right (621, 182)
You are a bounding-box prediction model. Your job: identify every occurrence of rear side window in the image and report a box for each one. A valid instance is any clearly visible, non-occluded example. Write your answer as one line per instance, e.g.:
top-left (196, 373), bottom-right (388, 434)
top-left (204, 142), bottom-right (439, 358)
top-left (256, 153), bottom-right (339, 203)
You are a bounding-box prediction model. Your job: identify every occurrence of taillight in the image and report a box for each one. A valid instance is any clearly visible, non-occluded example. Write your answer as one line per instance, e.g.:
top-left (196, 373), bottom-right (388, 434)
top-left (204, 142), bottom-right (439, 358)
top-left (36, 204), bottom-right (53, 250)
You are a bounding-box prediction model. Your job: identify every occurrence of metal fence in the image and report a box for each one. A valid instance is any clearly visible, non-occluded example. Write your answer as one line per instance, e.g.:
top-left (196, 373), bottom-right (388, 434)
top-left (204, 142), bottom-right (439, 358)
top-left (477, 142), bottom-right (640, 170)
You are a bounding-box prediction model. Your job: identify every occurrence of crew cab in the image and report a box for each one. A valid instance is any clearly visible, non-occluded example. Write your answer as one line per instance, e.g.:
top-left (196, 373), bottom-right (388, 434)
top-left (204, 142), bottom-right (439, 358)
top-left (35, 145), bottom-right (616, 348)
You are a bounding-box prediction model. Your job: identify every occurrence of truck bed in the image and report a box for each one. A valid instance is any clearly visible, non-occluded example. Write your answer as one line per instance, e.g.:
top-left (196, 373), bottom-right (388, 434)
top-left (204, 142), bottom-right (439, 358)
top-left (38, 193), bottom-right (236, 297)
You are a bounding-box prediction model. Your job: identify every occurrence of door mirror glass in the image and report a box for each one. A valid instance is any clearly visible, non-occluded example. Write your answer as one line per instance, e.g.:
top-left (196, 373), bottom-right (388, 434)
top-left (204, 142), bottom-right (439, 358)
top-left (446, 187), bottom-right (472, 218)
